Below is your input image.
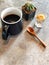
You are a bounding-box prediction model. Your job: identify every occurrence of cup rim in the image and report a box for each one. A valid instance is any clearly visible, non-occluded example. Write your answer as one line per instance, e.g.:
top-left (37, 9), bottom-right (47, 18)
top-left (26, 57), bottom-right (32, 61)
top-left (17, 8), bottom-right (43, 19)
top-left (1, 7), bottom-right (22, 24)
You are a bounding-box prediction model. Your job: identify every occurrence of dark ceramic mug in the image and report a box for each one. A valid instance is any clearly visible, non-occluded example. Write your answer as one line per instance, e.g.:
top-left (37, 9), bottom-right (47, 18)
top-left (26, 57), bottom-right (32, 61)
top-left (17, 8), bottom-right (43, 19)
top-left (1, 7), bottom-right (23, 40)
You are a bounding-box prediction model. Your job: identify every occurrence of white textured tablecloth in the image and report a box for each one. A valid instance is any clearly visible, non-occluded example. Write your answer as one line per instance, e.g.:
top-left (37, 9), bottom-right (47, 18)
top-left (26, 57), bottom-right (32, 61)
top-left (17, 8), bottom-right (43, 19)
top-left (0, 0), bottom-right (49, 65)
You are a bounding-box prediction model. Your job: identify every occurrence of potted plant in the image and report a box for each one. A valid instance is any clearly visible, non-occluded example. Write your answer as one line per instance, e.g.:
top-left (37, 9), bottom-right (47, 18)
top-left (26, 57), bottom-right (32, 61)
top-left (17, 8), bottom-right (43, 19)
top-left (22, 3), bottom-right (36, 20)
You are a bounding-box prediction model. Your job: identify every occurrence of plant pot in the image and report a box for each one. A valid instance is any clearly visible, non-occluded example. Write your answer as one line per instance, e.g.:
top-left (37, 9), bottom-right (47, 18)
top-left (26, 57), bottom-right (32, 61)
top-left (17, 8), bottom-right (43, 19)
top-left (22, 6), bottom-right (36, 20)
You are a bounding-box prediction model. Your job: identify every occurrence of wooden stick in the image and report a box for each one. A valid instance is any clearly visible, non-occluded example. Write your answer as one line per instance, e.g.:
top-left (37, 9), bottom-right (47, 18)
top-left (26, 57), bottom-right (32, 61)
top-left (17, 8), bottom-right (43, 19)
top-left (35, 34), bottom-right (46, 48)
top-left (0, 28), bottom-right (2, 32)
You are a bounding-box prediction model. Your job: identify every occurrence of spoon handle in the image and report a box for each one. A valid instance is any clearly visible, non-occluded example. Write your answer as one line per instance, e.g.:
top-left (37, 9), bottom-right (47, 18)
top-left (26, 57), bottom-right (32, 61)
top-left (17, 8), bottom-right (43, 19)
top-left (0, 28), bottom-right (2, 32)
top-left (35, 34), bottom-right (46, 48)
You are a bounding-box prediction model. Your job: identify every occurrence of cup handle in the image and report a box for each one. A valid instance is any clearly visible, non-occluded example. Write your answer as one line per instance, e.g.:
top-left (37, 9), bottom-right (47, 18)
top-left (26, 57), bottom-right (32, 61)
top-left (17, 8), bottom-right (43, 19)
top-left (2, 25), bottom-right (9, 40)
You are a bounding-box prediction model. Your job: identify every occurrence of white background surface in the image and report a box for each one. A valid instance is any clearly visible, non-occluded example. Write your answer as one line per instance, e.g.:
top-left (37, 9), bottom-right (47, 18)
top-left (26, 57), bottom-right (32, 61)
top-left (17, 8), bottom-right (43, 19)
top-left (0, 0), bottom-right (49, 65)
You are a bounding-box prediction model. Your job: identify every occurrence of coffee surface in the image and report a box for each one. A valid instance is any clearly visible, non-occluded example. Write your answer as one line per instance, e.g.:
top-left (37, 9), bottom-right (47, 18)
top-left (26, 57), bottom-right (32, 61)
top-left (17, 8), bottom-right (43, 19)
top-left (4, 14), bottom-right (20, 23)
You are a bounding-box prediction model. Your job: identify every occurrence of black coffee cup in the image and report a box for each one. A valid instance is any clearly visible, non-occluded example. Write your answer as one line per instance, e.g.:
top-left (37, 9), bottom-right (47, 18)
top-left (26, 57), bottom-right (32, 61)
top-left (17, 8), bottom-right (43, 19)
top-left (1, 7), bottom-right (23, 40)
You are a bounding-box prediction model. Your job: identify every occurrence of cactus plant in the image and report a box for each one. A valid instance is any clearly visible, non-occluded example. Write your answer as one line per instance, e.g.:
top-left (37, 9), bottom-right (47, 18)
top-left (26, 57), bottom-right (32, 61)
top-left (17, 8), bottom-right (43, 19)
top-left (24, 3), bottom-right (34, 12)
top-left (22, 2), bottom-right (36, 20)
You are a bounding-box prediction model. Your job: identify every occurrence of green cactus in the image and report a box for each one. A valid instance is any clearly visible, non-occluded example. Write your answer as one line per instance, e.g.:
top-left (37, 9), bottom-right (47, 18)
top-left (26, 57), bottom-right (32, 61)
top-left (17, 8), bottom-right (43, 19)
top-left (24, 3), bottom-right (34, 11)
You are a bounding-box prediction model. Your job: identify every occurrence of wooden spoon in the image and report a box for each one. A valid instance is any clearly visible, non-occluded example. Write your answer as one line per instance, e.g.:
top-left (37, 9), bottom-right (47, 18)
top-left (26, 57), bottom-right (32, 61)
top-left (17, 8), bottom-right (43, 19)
top-left (0, 28), bottom-right (2, 32)
top-left (27, 27), bottom-right (46, 48)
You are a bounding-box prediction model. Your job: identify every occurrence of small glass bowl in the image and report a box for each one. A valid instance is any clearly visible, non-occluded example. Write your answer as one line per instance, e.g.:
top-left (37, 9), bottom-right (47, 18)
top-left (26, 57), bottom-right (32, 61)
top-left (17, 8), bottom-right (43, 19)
top-left (35, 14), bottom-right (46, 28)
